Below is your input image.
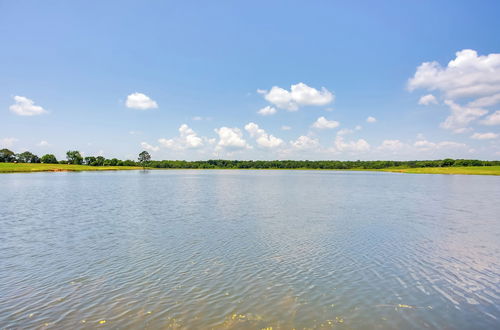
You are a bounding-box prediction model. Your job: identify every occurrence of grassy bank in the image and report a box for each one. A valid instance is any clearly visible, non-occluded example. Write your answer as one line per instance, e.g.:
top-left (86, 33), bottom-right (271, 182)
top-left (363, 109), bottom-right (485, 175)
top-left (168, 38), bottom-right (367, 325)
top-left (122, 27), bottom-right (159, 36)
top-left (0, 163), bottom-right (143, 173)
top-left (381, 166), bottom-right (500, 176)
top-left (1, 163), bottom-right (500, 175)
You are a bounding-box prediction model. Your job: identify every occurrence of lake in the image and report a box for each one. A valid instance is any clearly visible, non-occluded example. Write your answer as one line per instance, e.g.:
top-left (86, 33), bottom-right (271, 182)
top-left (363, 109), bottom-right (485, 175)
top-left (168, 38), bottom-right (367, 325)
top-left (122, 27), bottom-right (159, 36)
top-left (1, 170), bottom-right (499, 329)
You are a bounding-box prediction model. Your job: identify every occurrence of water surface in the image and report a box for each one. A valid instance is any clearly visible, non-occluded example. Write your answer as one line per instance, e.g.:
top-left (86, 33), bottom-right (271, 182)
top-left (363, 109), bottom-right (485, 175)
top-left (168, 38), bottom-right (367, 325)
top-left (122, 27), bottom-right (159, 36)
top-left (1, 170), bottom-right (499, 329)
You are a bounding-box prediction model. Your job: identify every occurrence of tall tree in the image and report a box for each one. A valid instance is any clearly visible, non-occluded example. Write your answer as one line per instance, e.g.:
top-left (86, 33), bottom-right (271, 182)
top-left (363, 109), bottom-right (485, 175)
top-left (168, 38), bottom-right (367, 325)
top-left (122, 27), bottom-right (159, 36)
top-left (66, 150), bottom-right (83, 165)
top-left (41, 154), bottom-right (58, 164)
top-left (0, 148), bottom-right (15, 162)
top-left (17, 151), bottom-right (40, 163)
top-left (138, 151), bottom-right (151, 169)
top-left (84, 156), bottom-right (96, 165)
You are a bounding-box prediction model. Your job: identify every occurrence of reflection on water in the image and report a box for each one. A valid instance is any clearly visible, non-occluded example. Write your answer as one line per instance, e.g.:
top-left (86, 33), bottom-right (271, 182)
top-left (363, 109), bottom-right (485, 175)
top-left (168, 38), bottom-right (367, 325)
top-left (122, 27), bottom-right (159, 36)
top-left (0, 170), bottom-right (499, 329)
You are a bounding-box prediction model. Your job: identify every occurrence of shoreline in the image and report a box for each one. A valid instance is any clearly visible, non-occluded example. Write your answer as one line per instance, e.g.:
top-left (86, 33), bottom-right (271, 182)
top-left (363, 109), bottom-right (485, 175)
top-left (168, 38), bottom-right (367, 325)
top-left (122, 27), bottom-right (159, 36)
top-left (1, 163), bottom-right (499, 176)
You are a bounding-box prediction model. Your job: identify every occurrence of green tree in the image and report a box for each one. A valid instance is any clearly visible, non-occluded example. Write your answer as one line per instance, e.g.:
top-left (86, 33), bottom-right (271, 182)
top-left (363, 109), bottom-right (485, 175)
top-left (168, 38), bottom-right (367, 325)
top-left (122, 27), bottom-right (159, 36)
top-left (0, 148), bottom-right (15, 162)
top-left (95, 156), bottom-right (105, 166)
top-left (441, 158), bottom-right (455, 167)
top-left (66, 150), bottom-right (83, 165)
top-left (41, 154), bottom-right (58, 164)
top-left (138, 151), bottom-right (151, 169)
top-left (84, 156), bottom-right (96, 165)
top-left (17, 151), bottom-right (40, 163)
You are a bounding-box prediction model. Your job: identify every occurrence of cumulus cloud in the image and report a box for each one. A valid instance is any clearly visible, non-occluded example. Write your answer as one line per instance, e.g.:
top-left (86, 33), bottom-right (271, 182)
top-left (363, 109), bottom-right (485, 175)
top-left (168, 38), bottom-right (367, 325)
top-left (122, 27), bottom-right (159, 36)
top-left (470, 132), bottom-right (498, 140)
top-left (468, 93), bottom-right (500, 108)
top-left (214, 127), bottom-right (250, 151)
top-left (158, 124), bottom-right (204, 150)
top-left (257, 106), bottom-right (277, 116)
top-left (9, 96), bottom-right (47, 116)
top-left (126, 92), bottom-right (158, 110)
top-left (418, 94), bottom-right (438, 105)
top-left (290, 135), bottom-right (320, 150)
top-left (337, 128), bottom-right (353, 136)
top-left (337, 126), bottom-right (362, 136)
top-left (414, 140), bottom-right (466, 151)
top-left (192, 116), bottom-right (211, 121)
top-left (366, 116), bottom-right (377, 123)
top-left (441, 100), bottom-right (487, 132)
top-left (0, 137), bottom-right (18, 147)
top-left (140, 142), bottom-right (159, 152)
top-left (261, 82), bottom-right (334, 111)
top-left (334, 136), bottom-right (370, 152)
top-left (408, 49), bottom-right (500, 99)
top-left (378, 139), bottom-right (405, 151)
top-left (312, 116), bottom-right (340, 129)
top-left (281, 125), bottom-right (292, 130)
top-left (37, 140), bottom-right (49, 147)
top-left (480, 111), bottom-right (500, 126)
top-left (408, 49), bottom-right (500, 131)
top-left (244, 122), bottom-right (284, 148)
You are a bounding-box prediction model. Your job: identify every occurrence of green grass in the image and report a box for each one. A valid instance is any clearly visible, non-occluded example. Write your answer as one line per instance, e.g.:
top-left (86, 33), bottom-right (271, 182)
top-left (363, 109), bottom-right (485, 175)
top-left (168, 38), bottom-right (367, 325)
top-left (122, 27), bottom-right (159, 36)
top-left (1, 163), bottom-right (500, 175)
top-left (381, 166), bottom-right (500, 176)
top-left (0, 162), bottom-right (143, 173)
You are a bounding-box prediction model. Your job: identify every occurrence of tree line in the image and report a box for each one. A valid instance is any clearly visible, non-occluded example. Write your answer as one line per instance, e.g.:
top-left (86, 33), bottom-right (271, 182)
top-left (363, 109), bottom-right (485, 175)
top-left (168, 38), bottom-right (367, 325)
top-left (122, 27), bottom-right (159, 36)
top-left (1, 148), bottom-right (499, 169)
top-left (0, 149), bottom-right (137, 166)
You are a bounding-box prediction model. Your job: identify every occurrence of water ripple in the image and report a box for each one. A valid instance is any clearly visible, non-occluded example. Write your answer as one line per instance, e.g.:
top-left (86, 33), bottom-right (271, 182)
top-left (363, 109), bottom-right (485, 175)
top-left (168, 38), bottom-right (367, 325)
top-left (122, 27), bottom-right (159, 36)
top-left (0, 170), bottom-right (499, 329)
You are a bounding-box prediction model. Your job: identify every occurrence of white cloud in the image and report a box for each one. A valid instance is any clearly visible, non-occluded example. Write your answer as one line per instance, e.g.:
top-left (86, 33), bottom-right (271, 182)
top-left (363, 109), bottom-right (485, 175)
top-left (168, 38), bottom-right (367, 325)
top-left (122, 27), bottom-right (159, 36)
top-left (408, 49), bottom-right (500, 99)
top-left (158, 124), bottom-right (204, 150)
top-left (480, 110), bottom-right (500, 126)
top-left (471, 132), bottom-right (498, 140)
top-left (257, 106), bottom-right (277, 116)
top-left (261, 82), bottom-right (334, 111)
top-left (414, 140), bottom-right (466, 151)
top-left (140, 142), bottom-right (159, 152)
top-left (468, 93), bottom-right (500, 108)
top-left (214, 127), bottom-right (250, 151)
top-left (312, 116), bottom-right (340, 129)
top-left (281, 125), bottom-right (292, 130)
top-left (437, 141), bottom-right (467, 148)
top-left (37, 140), bottom-right (49, 147)
top-left (9, 96), bottom-right (47, 116)
top-left (441, 100), bottom-right (487, 132)
top-left (337, 128), bottom-right (353, 136)
top-left (337, 126), bottom-right (362, 136)
top-left (244, 122), bottom-right (284, 148)
top-left (290, 135), bottom-right (320, 150)
top-left (192, 116), bottom-right (211, 121)
top-left (418, 94), bottom-right (438, 105)
top-left (408, 49), bottom-right (500, 131)
top-left (0, 137), bottom-right (18, 147)
top-left (366, 116), bottom-right (377, 123)
top-left (378, 139), bottom-right (405, 151)
top-left (334, 136), bottom-right (370, 152)
top-left (414, 140), bottom-right (437, 149)
top-left (126, 92), bottom-right (158, 110)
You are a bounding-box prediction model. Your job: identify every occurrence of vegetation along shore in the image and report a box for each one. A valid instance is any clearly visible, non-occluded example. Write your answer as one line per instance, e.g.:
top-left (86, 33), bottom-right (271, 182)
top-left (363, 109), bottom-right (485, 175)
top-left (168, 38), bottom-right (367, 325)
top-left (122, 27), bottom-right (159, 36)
top-left (1, 148), bottom-right (499, 175)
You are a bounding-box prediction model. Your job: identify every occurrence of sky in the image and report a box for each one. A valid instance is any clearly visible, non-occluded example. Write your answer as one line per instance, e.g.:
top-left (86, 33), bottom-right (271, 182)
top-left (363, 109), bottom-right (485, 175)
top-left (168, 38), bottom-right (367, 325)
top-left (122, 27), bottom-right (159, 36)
top-left (1, 0), bottom-right (500, 161)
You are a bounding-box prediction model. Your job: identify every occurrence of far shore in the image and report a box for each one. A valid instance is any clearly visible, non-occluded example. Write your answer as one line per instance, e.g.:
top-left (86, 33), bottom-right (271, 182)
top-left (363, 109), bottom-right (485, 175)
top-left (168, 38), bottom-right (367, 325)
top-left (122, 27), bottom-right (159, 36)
top-left (0, 163), bottom-right (143, 173)
top-left (1, 163), bottom-right (500, 176)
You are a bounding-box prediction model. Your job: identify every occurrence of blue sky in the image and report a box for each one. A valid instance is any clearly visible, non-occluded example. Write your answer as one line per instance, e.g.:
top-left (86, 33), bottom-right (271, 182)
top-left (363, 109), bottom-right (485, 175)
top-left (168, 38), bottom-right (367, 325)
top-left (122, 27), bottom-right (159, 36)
top-left (1, 0), bottom-right (499, 160)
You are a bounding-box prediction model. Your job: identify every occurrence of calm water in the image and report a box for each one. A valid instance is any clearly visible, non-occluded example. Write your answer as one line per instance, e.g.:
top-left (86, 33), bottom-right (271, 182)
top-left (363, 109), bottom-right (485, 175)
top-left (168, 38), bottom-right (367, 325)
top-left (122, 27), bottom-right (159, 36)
top-left (1, 170), bottom-right (499, 329)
